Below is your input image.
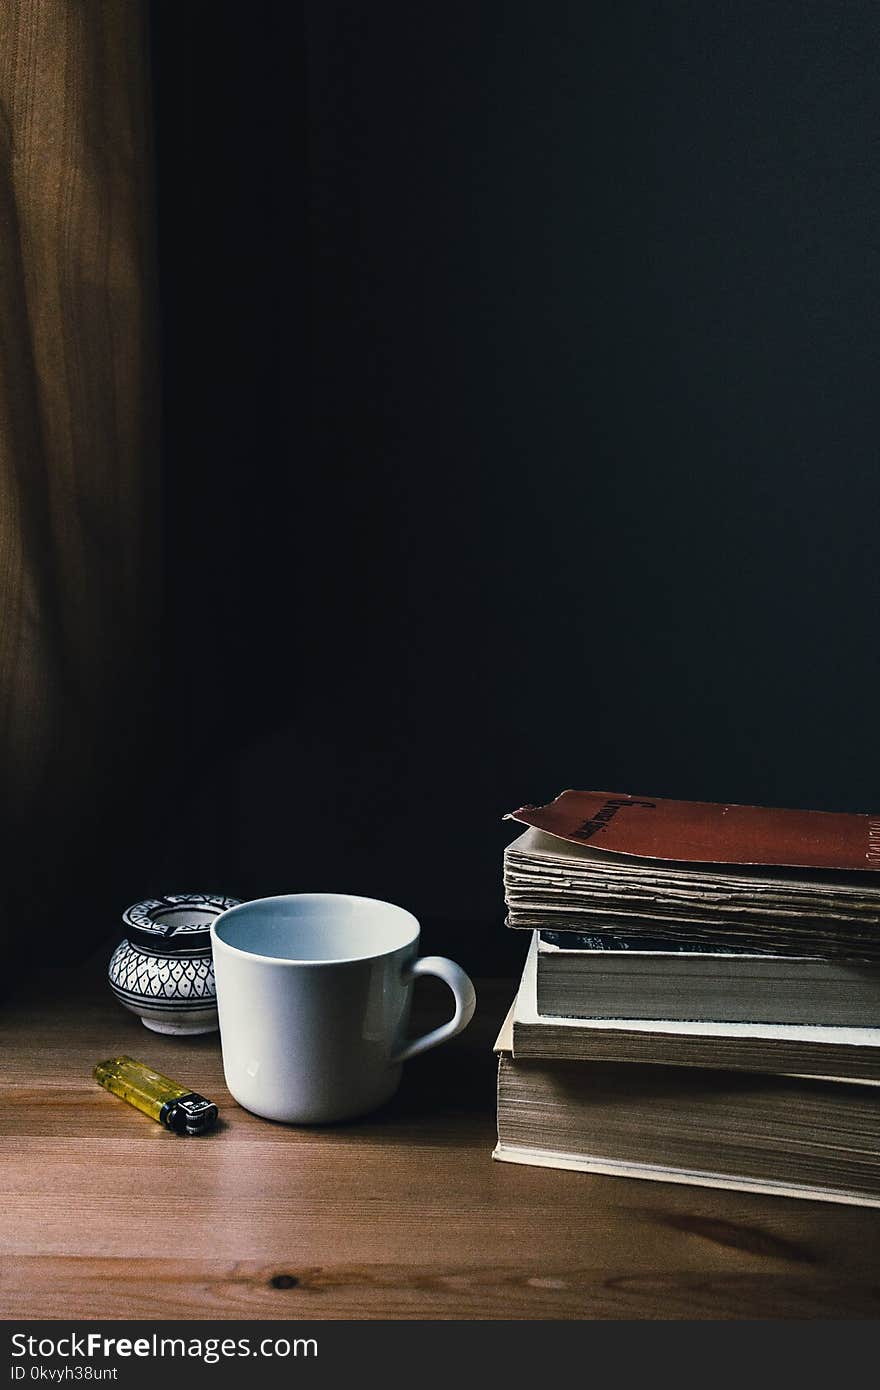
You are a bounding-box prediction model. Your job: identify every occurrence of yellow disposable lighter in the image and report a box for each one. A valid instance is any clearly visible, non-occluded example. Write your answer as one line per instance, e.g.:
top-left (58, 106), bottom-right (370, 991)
top-left (94, 1056), bottom-right (218, 1134)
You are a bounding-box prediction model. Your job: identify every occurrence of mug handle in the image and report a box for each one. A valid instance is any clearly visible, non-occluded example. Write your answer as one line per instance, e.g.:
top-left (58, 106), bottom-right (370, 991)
top-left (391, 956), bottom-right (477, 1063)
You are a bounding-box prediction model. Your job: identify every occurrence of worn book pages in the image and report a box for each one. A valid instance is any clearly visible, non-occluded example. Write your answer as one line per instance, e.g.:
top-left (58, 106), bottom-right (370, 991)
top-left (535, 931), bottom-right (880, 1025)
top-left (504, 825), bottom-right (880, 958)
top-left (491, 1143), bottom-right (880, 1208)
top-left (512, 934), bottom-right (880, 1082)
top-left (493, 1018), bottom-right (880, 1207)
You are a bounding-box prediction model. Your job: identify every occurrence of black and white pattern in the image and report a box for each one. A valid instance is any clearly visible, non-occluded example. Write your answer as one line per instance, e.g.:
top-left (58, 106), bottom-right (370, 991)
top-left (109, 891), bottom-right (240, 1034)
top-left (108, 938), bottom-right (216, 1009)
top-left (123, 893), bottom-right (240, 941)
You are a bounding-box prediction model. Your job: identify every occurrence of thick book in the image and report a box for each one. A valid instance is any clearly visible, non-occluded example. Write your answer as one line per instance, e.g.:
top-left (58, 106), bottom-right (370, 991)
top-left (536, 932), bottom-right (880, 1026)
top-left (493, 1008), bottom-right (880, 1208)
top-left (504, 790), bottom-right (880, 958)
top-left (514, 933), bottom-right (880, 1082)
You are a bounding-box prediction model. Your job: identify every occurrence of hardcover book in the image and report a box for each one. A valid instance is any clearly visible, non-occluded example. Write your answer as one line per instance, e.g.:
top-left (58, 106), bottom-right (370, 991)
top-left (493, 1005), bottom-right (880, 1207)
top-left (514, 933), bottom-right (880, 1083)
top-left (535, 932), bottom-right (880, 1026)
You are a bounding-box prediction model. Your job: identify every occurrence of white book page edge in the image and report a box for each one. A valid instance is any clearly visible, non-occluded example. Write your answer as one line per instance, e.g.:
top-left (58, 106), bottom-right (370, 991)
top-left (516, 932), bottom-right (880, 1050)
top-left (491, 1143), bottom-right (880, 1208)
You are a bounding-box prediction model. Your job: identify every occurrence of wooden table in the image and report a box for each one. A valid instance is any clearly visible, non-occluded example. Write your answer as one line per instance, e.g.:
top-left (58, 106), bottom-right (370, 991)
top-left (2, 964), bottom-right (880, 1320)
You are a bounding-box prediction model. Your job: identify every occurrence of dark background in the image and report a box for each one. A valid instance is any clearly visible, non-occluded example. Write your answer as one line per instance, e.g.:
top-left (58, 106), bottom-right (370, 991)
top-left (148, 1), bottom-right (880, 975)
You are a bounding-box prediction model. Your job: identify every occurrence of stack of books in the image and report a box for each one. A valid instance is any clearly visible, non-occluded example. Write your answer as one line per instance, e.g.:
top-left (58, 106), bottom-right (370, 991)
top-left (494, 789), bottom-right (880, 1207)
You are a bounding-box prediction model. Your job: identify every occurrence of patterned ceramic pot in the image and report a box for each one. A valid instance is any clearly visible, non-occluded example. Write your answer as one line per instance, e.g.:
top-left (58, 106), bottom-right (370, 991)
top-left (108, 893), bottom-right (241, 1035)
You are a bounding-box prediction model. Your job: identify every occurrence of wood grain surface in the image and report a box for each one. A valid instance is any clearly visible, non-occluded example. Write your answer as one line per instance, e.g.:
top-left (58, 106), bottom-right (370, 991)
top-left (2, 965), bottom-right (880, 1319)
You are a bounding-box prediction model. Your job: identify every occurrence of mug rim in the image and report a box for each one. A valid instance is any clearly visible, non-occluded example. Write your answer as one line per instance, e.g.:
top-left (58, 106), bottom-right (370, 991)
top-left (210, 892), bottom-right (420, 966)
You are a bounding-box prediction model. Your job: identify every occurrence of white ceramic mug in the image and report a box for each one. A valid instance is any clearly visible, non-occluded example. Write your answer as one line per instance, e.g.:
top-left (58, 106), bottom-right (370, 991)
top-left (211, 893), bottom-right (477, 1124)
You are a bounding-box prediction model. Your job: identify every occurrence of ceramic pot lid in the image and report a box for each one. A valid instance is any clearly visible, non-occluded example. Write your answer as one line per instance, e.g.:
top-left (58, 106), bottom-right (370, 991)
top-left (123, 893), bottom-right (241, 952)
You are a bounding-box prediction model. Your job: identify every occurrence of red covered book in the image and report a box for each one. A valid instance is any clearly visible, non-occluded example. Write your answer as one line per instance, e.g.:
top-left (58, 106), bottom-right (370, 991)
top-left (506, 789), bottom-right (880, 872)
top-left (503, 790), bottom-right (880, 959)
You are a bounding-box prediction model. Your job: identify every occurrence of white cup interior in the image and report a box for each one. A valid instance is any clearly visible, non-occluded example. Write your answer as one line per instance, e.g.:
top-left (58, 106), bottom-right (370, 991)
top-left (212, 893), bottom-right (420, 964)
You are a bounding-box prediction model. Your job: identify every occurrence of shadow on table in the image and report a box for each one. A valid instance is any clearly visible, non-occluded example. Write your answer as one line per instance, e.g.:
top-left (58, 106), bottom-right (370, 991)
top-left (340, 978), bottom-right (513, 1139)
